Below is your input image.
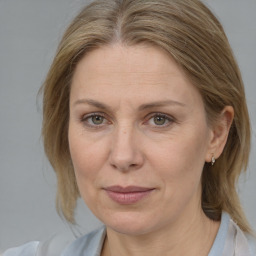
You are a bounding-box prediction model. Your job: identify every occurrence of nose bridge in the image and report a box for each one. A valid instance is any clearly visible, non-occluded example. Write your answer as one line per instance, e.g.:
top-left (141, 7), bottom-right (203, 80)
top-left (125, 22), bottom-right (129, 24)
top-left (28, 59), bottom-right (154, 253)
top-left (109, 122), bottom-right (143, 171)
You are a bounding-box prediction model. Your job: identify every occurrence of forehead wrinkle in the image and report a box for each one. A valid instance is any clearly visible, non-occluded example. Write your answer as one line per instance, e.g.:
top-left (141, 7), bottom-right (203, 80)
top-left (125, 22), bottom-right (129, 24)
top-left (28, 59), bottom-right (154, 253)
top-left (72, 98), bottom-right (186, 113)
top-left (138, 100), bottom-right (186, 111)
top-left (73, 98), bottom-right (110, 110)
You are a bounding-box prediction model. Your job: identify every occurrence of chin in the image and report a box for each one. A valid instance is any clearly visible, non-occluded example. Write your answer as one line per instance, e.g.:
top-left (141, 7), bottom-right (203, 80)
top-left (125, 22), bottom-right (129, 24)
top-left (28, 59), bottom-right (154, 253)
top-left (101, 211), bottom-right (160, 236)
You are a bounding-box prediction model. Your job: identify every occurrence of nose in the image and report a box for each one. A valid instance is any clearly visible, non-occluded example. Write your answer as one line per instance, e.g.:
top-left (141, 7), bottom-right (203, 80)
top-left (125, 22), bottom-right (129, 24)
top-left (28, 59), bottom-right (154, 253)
top-left (109, 125), bottom-right (144, 172)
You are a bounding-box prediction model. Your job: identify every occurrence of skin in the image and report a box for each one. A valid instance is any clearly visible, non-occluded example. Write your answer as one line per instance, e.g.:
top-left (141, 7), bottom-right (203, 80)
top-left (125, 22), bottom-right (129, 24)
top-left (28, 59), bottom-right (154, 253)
top-left (68, 44), bottom-right (233, 256)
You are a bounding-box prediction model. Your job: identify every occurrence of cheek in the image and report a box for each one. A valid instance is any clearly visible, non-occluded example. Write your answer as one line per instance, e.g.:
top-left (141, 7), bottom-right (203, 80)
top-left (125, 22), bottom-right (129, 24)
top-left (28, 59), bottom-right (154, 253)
top-left (68, 127), bottom-right (107, 189)
top-left (68, 136), bottom-right (108, 212)
top-left (148, 134), bottom-right (207, 219)
top-left (152, 127), bottom-right (209, 190)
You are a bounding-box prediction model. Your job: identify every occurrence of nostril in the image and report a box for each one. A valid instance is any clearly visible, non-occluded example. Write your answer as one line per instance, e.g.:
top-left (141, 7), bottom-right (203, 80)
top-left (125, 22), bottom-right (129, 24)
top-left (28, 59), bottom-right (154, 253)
top-left (110, 161), bottom-right (140, 172)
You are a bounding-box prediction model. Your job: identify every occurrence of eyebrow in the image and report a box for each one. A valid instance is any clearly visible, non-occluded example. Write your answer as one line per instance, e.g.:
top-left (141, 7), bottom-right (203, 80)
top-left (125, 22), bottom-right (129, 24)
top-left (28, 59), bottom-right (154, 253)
top-left (73, 99), bottom-right (110, 109)
top-left (138, 100), bottom-right (186, 111)
top-left (73, 99), bottom-right (186, 110)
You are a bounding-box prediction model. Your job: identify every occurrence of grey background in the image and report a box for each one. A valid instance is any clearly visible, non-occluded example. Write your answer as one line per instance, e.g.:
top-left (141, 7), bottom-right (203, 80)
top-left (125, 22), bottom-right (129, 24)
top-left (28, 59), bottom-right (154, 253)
top-left (0, 0), bottom-right (255, 252)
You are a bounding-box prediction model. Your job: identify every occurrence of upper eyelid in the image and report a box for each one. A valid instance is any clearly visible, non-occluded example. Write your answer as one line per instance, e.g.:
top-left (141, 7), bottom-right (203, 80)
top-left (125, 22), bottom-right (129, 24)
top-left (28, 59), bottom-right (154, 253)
top-left (79, 112), bottom-right (175, 124)
top-left (146, 112), bottom-right (174, 120)
top-left (80, 113), bottom-right (110, 129)
top-left (81, 112), bottom-right (108, 120)
top-left (80, 112), bottom-right (110, 127)
top-left (141, 113), bottom-right (175, 129)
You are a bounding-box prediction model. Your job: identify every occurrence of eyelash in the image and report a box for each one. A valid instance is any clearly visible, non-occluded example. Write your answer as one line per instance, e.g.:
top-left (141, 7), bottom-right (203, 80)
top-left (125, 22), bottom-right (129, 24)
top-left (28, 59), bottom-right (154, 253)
top-left (145, 113), bottom-right (175, 128)
top-left (80, 112), bottom-right (175, 129)
top-left (80, 112), bottom-right (110, 129)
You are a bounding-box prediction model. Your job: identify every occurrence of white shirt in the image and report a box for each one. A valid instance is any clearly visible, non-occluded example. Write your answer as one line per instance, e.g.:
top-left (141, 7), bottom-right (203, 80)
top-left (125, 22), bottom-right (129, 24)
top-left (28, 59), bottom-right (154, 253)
top-left (3, 212), bottom-right (256, 256)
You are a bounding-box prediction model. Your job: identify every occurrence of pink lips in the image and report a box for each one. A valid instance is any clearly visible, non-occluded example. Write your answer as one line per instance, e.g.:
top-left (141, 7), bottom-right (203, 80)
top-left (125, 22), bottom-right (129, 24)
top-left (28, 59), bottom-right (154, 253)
top-left (104, 186), bottom-right (155, 205)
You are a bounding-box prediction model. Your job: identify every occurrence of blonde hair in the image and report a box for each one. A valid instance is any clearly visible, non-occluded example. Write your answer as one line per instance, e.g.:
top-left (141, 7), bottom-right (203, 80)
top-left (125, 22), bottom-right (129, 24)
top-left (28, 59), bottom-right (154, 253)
top-left (42, 0), bottom-right (251, 232)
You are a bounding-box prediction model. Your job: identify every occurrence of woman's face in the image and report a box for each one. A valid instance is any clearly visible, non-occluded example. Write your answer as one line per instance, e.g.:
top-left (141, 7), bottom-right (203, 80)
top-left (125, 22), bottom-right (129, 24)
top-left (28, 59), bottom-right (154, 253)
top-left (68, 44), bottom-right (214, 235)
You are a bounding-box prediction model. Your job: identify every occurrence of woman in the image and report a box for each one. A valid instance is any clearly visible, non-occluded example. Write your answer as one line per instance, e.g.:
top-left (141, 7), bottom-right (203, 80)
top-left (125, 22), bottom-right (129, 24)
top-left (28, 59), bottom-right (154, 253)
top-left (4, 0), bottom-right (255, 255)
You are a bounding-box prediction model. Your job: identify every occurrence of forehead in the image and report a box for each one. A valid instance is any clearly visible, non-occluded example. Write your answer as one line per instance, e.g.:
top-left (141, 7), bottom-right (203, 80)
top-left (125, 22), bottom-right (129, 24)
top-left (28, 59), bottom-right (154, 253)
top-left (74, 43), bottom-right (185, 76)
top-left (70, 43), bottom-right (202, 108)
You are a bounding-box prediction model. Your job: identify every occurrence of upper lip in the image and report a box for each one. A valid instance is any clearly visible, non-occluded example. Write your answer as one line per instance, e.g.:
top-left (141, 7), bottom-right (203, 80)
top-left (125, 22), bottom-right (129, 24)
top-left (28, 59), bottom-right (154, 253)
top-left (104, 186), bottom-right (155, 193)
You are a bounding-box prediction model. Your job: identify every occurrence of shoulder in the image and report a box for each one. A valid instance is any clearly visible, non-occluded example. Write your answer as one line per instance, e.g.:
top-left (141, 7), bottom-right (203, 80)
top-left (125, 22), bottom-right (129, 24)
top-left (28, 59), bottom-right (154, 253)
top-left (3, 241), bottom-right (39, 256)
top-left (61, 226), bottom-right (106, 256)
top-left (3, 226), bottom-right (106, 256)
top-left (246, 233), bottom-right (256, 256)
top-left (2, 229), bottom-right (75, 256)
top-left (209, 212), bottom-right (256, 256)
top-left (226, 214), bottom-right (256, 256)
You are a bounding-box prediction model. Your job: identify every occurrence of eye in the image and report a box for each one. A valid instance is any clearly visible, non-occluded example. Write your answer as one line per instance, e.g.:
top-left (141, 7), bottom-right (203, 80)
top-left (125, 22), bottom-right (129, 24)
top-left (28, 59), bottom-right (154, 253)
top-left (90, 115), bottom-right (104, 125)
top-left (153, 116), bottom-right (167, 125)
top-left (147, 113), bottom-right (174, 127)
top-left (81, 113), bottom-right (109, 128)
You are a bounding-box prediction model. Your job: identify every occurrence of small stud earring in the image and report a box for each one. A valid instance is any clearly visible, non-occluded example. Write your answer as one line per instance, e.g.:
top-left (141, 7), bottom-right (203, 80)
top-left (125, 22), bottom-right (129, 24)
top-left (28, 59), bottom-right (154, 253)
top-left (211, 155), bottom-right (215, 166)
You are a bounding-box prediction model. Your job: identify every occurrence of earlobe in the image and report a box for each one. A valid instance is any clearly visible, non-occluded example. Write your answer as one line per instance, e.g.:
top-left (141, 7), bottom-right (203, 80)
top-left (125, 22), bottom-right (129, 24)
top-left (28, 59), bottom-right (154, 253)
top-left (205, 106), bottom-right (234, 163)
top-left (211, 154), bottom-right (215, 166)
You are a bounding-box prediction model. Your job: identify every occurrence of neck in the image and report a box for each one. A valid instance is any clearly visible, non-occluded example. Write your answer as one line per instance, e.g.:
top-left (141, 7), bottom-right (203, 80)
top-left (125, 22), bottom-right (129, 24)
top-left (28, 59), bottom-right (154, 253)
top-left (101, 209), bottom-right (220, 256)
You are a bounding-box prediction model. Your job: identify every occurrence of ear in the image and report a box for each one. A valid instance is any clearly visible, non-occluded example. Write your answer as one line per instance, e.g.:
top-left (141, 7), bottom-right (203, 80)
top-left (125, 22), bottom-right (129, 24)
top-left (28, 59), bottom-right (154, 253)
top-left (205, 106), bottom-right (234, 163)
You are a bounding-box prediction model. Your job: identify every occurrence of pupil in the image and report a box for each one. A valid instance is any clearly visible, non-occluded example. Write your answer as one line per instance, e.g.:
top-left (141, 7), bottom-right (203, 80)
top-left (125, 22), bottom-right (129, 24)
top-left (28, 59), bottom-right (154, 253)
top-left (92, 116), bottom-right (103, 124)
top-left (154, 116), bottom-right (165, 125)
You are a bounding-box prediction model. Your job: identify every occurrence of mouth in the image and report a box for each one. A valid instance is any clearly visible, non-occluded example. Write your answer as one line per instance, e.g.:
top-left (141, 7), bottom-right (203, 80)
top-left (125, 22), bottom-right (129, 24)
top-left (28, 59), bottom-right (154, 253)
top-left (103, 186), bottom-right (155, 205)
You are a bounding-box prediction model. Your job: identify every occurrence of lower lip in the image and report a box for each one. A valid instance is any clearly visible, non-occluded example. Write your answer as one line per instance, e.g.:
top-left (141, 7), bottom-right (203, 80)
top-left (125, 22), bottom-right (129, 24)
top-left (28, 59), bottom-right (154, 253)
top-left (105, 190), bottom-right (154, 205)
